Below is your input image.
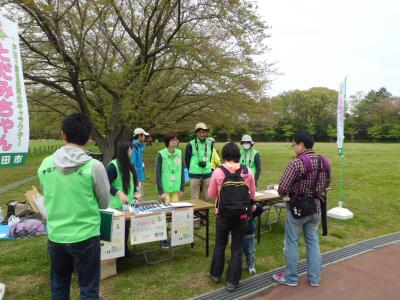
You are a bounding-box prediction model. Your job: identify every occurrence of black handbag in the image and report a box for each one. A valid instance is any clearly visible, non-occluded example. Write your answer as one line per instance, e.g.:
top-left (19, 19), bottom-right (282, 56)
top-left (289, 157), bottom-right (322, 219)
top-left (289, 194), bottom-right (317, 219)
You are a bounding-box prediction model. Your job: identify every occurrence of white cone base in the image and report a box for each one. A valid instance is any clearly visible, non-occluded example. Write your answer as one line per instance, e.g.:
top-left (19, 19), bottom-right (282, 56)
top-left (327, 207), bottom-right (354, 220)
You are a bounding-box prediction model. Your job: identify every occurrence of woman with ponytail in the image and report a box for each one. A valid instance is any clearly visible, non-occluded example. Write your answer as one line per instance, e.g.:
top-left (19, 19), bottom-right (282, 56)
top-left (106, 141), bottom-right (138, 257)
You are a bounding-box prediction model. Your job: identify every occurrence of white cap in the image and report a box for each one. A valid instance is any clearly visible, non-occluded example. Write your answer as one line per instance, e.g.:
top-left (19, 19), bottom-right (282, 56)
top-left (241, 134), bottom-right (254, 144)
top-left (194, 122), bottom-right (209, 131)
top-left (133, 128), bottom-right (149, 136)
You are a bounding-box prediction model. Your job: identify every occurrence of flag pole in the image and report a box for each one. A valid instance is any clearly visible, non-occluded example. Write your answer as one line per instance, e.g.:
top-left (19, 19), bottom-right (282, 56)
top-left (327, 77), bottom-right (353, 220)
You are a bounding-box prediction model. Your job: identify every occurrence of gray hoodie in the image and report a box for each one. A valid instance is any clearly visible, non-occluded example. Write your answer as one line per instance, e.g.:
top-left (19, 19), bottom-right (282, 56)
top-left (53, 145), bottom-right (110, 209)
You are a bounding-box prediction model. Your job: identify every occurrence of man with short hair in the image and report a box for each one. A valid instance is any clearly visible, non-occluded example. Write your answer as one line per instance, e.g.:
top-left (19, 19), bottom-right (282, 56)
top-left (185, 123), bottom-right (213, 201)
top-left (132, 127), bottom-right (150, 199)
top-left (38, 113), bottom-right (110, 300)
top-left (273, 131), bottom-right (331, 287)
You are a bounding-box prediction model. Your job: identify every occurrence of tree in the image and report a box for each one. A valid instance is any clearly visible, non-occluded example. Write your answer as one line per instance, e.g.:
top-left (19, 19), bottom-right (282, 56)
top-left (387, 125), bottom-right (400, 140)
top-left (280, 124), bottom-right (294, 142)
top-left (344, 126), bottom-right (358, 142)
top-left (4, 0), bottom-right (270, 162)
top-left (368, 125), bottom-right (383, 141)
top-left (264, 127), bottom-right (277, 141)
top-left (326, 124), bottom-right (336, 142)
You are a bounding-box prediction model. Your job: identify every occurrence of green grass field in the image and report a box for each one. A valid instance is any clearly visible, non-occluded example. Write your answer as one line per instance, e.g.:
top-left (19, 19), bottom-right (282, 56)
top-left (0, 141), bottom-right (399, 300)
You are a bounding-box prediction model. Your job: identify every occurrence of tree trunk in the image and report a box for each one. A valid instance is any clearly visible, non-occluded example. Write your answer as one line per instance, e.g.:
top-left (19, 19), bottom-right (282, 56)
top-left (92, 128), bottom-right (132, 165)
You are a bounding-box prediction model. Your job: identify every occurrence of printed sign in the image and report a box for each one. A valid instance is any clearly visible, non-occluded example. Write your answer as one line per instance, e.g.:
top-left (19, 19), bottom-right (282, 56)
top-left (171, 208), bottom-right (193, 247)
top-left (0, 16), bottom-right (29, 168)
top-left (101, 217), bottom-right (125, 260)
top-left (130, 213), bottom-right (167, 245)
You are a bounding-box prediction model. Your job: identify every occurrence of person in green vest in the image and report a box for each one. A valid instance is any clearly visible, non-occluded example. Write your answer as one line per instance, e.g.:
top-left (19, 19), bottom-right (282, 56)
top-left (155, 133), bottom-right (184, 248)
top-left (156, 133), bottom-right (184, 203)
top-left (240, 134), bottom-right (261, 187)
top-left (208, 137), bottom-right (221, 171)
top-left (185, 122), bottom-right (213, 201)
top-left (38, 113), bottom-right (110, 300)
top-left (106, 141), bottom-right (138, 257)
top-left (106, 141), bottom-right (137, 210)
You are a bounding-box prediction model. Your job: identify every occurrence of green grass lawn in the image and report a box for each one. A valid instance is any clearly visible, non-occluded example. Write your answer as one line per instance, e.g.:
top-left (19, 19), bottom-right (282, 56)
top-left (1, 141), bottom-right (400, 299)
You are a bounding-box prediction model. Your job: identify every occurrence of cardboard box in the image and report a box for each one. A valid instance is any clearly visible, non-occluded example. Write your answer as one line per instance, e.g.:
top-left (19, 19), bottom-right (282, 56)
top-left (24, 186), bottom-right (47, 219)
top-left (101, 216), bottom-right (125, 260)
top-left (24, 186), bottom-right (41, 212)
top-left (100, 259), bottom-right (117, 280)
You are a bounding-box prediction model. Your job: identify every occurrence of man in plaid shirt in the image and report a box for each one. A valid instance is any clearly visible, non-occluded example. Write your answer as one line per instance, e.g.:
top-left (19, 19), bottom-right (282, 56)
top-left (273, 131), bottom-right (331, 288)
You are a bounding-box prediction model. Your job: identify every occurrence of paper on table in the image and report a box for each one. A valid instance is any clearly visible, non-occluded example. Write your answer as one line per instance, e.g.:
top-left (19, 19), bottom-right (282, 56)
top-left (265, 189), bottom-right (279, 195)
top-left (170, 202), bottom-right (194, 208)
top-left (100, 208), bottom-right (124, 216)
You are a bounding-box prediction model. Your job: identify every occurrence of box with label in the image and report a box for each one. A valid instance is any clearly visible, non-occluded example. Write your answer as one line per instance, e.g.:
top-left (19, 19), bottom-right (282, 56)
top-left (100, 259), bottom-right (117, 280)
top-left (101, 216), bottom-right (125, 260)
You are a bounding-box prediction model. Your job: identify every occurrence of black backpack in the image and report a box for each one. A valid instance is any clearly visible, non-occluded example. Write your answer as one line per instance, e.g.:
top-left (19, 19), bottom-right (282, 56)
top-left (217, 165), bottom-right (250, 220)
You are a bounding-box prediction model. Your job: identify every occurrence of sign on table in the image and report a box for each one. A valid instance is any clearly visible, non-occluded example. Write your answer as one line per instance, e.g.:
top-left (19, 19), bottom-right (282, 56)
top-left (0, 16), bottom-right (29, 168)
top-left (101, 217), bottom-right (125, 260)
top-left (171, 208), bottom-right (193, 247)
top-left (130, 213), bottom-right (167, 245)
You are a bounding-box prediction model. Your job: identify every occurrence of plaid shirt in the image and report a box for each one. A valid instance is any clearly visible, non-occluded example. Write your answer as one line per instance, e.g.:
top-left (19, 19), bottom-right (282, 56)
top-left (278, 150), bottom-right (331, 213)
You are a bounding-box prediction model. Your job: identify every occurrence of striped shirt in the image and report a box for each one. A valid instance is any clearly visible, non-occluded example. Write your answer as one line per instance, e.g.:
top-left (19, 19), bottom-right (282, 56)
top-left (278, 150), bottom-right (331, 213)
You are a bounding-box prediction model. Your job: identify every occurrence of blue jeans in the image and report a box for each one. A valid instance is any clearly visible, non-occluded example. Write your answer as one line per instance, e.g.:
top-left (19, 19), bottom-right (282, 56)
top-left (284, 211), bottom-right (321, 284)
top-left (48, 236), bottom-right (101, 300)
top-left (244, 234), bottom-right (256, 269)
top-left (244, 218), bottom-right (256, 269)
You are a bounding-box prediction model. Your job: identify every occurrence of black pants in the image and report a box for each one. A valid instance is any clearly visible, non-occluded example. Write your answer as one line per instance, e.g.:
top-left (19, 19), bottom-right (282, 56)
top-left (210, 216), bottom-right (248, 285)
top-left (125, 219), bottom-right (130, 254)
top-left (48, 236), bottom-right (100, 300)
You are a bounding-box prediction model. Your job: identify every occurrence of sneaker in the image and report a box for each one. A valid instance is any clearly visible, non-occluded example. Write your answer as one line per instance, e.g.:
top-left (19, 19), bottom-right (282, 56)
top-left (0, 282), bottom-right (5, 300)
top-left (226, 282), bottom-right (238, 292)
top-left (209, 274), bottom-right (220, 283)
top-left (272, 272), bottom-right (298, 286)
top-left (248, 267), bottom-right (256, 274)
top-left (160, 240), bottom-right (170, 249)
top-left (309, 282), bottom-right (320, 287)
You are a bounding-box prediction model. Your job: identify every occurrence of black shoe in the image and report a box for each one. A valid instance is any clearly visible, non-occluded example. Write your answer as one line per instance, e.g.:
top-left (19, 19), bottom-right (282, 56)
top-left (210, 274), bottom-right (220, 283)
top-left (226, 282), bottom-right (238, 292)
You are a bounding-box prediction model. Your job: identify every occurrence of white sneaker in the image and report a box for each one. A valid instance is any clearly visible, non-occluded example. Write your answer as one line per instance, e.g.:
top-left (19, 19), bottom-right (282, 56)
top-left (249, 267), bottom-right (256, 274)
top-left (0, 282), bottom-right (6, 300)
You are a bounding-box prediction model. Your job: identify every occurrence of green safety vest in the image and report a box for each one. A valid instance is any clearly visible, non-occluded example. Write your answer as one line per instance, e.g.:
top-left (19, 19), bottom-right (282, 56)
top-left (240, 148), bottom-right (258, 176)
top-left (159, 148), bottom-right (182, 193)
top-left (189, 138), bottom-right (212, 175)
top-left (38, 156), bottom-right (100, 243)
top-left (108, 159), bottom-right (135, 209)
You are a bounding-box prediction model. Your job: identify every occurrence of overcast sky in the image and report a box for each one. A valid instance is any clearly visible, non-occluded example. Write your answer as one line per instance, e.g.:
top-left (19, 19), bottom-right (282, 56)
top-left (256, 0), bottom-right (400, 97)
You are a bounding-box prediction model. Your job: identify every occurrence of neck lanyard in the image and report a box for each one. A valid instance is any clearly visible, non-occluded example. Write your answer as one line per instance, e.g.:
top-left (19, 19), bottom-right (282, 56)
top-left (242, 148), bottom-right (253, 164)
top-left (195, 139), bottom-right (208, 156)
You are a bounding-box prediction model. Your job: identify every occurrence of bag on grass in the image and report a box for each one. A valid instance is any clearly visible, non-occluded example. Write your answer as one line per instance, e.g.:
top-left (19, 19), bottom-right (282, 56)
top-left (8, 219), bottom-right (46, 238)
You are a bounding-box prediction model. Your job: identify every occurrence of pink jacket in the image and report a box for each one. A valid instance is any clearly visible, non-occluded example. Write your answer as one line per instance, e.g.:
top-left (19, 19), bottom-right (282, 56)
top-left (208, 162), bottom-right (256, 214)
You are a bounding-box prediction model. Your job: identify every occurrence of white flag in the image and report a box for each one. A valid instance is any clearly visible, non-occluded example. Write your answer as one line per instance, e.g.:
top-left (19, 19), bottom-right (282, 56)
top-left (337, 79), bottom-right (346, 155)
top-left (0, 15), bottom-right (29, 168)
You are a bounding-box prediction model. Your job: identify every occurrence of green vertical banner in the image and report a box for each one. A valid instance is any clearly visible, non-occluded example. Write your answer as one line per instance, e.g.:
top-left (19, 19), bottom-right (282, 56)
top-left (0, 16), bottom-right (29, 168)
top-left (328, 77), bottom-right (353, 219)
top-left (337, 78), bottom-right (346, 208)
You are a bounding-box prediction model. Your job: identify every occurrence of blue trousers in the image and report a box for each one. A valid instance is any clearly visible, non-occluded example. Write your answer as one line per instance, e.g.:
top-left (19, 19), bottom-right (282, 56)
top-left (48, 236), bottom-right (101, 300)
